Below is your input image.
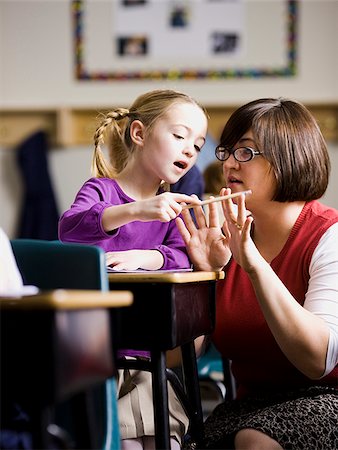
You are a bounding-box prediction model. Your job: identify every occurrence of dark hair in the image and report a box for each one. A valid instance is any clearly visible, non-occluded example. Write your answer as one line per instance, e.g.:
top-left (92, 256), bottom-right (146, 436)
top-left (203, 160), bottom-right (224, 195)
top-left (219, 98), bottom-right (330, 202)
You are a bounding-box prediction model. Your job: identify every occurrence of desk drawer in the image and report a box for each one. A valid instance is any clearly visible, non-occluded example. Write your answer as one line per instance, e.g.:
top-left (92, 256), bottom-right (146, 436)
top-left (110, 281), bottom-right (215, 351)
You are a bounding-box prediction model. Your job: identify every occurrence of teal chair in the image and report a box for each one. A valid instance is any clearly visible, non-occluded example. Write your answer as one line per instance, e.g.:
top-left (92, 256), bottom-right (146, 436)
top-left (197, 342), bottom-right (236, 418)
top-left (10, 239), bottom-right (120, 450)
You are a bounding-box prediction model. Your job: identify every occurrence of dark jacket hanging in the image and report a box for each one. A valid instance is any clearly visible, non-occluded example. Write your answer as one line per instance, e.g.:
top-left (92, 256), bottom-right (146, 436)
top-left (16, 130), bottom-right (59, 240)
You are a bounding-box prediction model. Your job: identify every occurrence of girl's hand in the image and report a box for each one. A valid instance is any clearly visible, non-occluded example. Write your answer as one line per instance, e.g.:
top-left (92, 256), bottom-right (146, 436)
top-left (102, 193), bottom-right (201, 233)
top-left (106, 249), bottom-right (164, 271)
top-left (134, 192), bottom-right (201, 223)
top-left (176, 197), bottom-right (231, 271)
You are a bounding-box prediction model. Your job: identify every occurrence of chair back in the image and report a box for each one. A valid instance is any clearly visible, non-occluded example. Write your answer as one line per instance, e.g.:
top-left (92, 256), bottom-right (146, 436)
top-left (11, 239), bottom-right (109, 291)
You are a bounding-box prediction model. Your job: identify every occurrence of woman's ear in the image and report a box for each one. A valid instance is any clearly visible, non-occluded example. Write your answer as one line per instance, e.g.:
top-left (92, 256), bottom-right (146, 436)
top-left (129, 120), bottom-right (145, 147)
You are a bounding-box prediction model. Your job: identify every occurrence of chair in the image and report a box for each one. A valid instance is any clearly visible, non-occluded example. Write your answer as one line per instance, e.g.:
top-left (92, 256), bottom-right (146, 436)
top-left (198, 343), bottom-right (226, 400)
top-left (10, 239), bottom-right (121, 450)
top-left (11, 239), bottom-right (108, 292)
top-left (197, 343), bottom-right (236, 418)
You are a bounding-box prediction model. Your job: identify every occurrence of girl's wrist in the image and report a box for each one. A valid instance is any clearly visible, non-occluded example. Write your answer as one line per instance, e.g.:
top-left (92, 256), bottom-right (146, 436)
top-left (128, 201), bottom-right (141, 220)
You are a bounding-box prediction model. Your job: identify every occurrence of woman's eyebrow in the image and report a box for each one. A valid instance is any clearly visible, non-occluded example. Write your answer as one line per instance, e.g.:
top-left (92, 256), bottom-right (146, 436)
top-left (238, 137), bottom-right (255, 145)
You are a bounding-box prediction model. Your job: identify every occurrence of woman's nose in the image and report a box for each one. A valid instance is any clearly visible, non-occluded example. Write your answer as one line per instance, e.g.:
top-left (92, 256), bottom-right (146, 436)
top-left (224, 153), bottom-right (240, 168)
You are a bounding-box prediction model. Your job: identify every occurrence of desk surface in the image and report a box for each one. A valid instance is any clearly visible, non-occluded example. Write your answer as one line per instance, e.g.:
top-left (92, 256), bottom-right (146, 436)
top-left (108, 270), bottom-right (225, 284)
top-left (0, 289), bottom-right (133, 310)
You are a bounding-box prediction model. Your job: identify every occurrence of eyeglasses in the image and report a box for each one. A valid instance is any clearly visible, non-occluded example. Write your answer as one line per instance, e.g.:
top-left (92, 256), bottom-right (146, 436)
top-left (215, 146), bottom-right (263, 163)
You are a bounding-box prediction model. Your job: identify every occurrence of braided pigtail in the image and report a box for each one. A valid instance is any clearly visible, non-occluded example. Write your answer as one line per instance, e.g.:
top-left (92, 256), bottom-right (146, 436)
top-left (91, 108), bottom-right (130, 178)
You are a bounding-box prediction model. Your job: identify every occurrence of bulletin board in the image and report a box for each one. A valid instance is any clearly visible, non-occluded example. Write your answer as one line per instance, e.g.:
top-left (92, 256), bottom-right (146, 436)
top-left (73, 0), bottom-right (297, 81)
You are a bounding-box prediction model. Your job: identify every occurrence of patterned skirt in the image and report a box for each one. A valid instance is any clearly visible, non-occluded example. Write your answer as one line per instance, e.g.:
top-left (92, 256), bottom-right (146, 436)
top-left (202, 385), bottom-right (338, 450)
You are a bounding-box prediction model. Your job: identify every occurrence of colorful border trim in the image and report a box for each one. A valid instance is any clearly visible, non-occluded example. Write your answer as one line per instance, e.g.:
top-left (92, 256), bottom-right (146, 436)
top-left (73, 0), bottom-right (297, 81)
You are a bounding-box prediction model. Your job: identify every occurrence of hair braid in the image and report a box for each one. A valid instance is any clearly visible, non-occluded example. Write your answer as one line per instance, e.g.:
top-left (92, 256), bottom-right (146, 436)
top-left (91, 108), bottom-right (130, 178)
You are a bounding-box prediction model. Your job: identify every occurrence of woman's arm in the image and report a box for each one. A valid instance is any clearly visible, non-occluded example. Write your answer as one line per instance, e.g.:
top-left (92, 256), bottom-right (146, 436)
top-left (304, 223), bottom-right (338, 376)
top-left (247, 255), bottom-right (331, 379)
top-left (225, 202), bottom-right (338, 379)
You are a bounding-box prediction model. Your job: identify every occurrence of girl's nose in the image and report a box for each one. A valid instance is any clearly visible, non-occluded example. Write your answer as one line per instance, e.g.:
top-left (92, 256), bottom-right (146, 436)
top-left (183, 143), bottom-right (196, 157)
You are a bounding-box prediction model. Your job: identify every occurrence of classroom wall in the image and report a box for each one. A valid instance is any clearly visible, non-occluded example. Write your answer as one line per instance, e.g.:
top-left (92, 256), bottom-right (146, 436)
top-left (1, 1), bottom-right (338, 107)
top-left (0, 0), bottom-right (338, 238)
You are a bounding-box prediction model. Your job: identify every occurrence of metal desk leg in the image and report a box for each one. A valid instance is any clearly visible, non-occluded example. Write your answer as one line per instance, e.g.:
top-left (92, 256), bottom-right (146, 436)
top-left (181, 342), bottom-right (204, 445)
top-left (151, 349), bottom-right (170, 449)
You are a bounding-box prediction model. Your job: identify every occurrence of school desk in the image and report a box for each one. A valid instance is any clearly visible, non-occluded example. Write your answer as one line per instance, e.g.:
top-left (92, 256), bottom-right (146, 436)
top-left (0, 289), bottom-right (133, 449)
top-left (108, 270), bottom-right (225, 449)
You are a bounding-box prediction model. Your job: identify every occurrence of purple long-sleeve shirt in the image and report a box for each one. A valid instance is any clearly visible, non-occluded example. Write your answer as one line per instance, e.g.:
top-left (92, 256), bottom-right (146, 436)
top-left (58, 177), bottom-right (190, 270)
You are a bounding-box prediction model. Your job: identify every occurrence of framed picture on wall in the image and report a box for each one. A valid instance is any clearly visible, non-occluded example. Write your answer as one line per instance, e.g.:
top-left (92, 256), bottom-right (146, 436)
top-left (73, 0), bottom-right (297, 80)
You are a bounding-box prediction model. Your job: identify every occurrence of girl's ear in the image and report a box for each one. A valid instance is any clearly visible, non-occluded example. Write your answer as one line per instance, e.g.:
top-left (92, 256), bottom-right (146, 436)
top-left (129, 120), bottom-right (146, 147)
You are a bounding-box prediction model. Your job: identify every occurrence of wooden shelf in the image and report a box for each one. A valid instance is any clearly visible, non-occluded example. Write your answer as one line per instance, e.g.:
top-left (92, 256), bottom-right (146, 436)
top-left (206, 105), bottom-right (338, 143)
top-left (0, 110), bottom-right (58, 147)
top-left (1, 104), bottom-right (337, 148)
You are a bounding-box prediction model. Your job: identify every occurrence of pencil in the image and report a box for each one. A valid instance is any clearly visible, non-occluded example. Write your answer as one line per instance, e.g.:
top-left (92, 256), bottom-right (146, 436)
top-left (182, 189), bottom-right (252, 210)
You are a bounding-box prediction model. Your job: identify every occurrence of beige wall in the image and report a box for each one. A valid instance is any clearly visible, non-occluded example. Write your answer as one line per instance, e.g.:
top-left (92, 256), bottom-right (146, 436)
top-left (1, 1), bottom-right (338, 107)
top-left (0, 0), bottom-right (337, 237)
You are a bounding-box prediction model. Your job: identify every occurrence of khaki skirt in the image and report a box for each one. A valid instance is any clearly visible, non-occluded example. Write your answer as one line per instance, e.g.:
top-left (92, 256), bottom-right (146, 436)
top-left (117, 368), bottom-right (189, 444)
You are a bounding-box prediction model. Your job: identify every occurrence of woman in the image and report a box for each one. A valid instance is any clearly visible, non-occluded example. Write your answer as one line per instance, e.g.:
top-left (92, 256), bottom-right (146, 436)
top-left (176, 98), bottom-right (338, 449)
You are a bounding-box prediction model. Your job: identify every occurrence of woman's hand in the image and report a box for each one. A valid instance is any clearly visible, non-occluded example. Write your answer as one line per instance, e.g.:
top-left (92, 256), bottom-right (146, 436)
top-left (220, 188), bottom-right (260, 274)
top-left (106, 249), bottom-right (164, 271)
top-left (176, 197), bottom-right (231, 271)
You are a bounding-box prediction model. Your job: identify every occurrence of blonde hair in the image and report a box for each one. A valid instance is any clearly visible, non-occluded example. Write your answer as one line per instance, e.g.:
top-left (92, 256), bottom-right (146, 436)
top-left (92, 89), bottom-right (206, 178)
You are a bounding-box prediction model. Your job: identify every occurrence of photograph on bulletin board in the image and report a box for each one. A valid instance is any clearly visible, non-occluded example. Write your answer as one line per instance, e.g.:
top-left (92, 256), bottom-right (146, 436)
top-left (73, 0), bottom-right (297, 80)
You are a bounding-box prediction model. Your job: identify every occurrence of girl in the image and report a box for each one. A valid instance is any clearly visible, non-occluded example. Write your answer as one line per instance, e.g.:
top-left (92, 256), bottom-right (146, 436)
top-left (176, 98), bottom-right (338, 449)
top-left (59, 89), bottom-right (208, 449)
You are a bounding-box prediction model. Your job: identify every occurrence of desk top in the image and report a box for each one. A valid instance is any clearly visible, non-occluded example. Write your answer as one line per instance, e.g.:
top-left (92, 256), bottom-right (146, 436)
top-left (108, 270), bottom-right (225, 284)
top-left (0, 289), bottom-right (133, 310)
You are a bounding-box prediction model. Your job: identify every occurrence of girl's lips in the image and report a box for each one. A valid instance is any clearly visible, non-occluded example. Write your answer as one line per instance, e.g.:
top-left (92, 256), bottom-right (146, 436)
top-left (174, 160), bottom-right (188, 170)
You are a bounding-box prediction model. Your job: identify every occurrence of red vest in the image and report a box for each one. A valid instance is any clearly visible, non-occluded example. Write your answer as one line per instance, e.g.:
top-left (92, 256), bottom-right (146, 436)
top-left (213, 201), bottom-right (338, 397)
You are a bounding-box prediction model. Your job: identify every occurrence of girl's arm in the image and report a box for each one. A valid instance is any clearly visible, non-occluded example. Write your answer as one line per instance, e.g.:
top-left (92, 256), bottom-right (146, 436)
top-left (106, 249), bottom-right (164, 271)
top-left (59, 178), bottom-right (199, 244)
top-left (102, 191), bottom-right (201, 232)
top-left (106, 219), bottom-right (191, 271)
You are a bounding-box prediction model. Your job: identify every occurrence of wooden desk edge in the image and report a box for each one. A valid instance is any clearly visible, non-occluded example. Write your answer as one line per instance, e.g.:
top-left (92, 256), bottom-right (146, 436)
top-left (0, 289), bottom-right (133, 310)
top-left (108, 270), bottom-right (225, 283)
